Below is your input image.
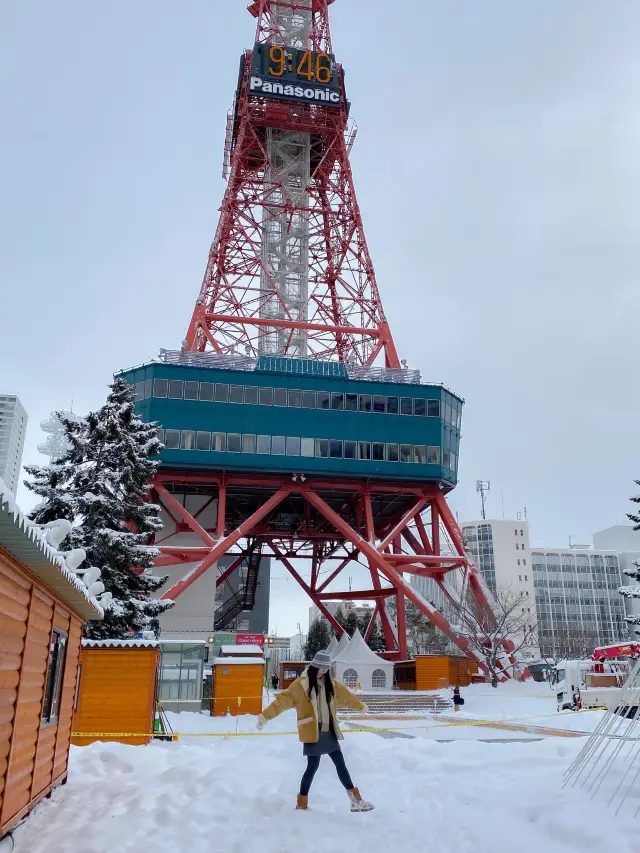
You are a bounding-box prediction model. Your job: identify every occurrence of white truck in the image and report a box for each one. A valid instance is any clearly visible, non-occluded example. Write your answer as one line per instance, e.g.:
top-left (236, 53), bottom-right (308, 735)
top-left (553, 642), bottom-right (640, 713)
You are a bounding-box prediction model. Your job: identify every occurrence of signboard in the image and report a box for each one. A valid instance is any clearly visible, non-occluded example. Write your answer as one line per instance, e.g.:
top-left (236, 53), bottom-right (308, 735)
top-left (212, 632), bottom-right (264, 647)
top-left (212, 632), bottom-right (236, 646)
top-left (236, 633), bottom-right (265, 647)
top-left (249, 42), bottom-right (341, 108)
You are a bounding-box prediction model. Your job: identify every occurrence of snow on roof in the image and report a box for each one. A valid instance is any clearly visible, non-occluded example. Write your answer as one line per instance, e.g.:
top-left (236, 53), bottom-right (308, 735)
top-left (336, 628), bottom-right (393, 668)
top-left (82, 639), bottom-right (159, 649)
top-left (0, 478), bottom-right (103, 621)
top-left (220, 644), bottom-right (264, 656)
top-left (213, 657), bottom-right (265, 666)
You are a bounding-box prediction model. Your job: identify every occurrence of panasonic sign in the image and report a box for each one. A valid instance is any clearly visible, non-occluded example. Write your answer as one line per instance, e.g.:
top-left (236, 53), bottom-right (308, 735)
top-left (249, 76), bottom-right (341, 107)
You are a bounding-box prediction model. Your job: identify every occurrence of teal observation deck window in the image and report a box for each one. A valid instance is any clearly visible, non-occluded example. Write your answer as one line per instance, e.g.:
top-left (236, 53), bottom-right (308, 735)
top-left (119, 355), bottom-right (463, 488)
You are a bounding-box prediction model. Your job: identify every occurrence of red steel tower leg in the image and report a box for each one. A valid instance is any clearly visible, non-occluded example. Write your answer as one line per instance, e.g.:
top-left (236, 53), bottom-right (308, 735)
top-left (152, 473), bottom-right (511, 679)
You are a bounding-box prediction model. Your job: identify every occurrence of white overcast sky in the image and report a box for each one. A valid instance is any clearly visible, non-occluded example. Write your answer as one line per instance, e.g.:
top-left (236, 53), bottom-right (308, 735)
top-left (1, 2), bottom-right (639, 633)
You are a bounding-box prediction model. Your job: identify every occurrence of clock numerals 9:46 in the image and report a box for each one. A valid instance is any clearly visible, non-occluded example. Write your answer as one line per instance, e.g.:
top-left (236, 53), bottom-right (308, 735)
top-left (268, 46), bottom-right (332, 84)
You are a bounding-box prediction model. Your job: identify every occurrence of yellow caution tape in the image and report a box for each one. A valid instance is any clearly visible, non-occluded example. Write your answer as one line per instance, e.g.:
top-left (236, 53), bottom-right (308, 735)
top-left (71, 707), bottom-right (605, 740)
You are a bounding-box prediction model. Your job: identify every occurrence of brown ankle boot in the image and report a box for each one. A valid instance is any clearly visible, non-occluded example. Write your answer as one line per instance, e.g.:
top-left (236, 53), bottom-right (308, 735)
top-left (296, 794), bottom-right (308, 810)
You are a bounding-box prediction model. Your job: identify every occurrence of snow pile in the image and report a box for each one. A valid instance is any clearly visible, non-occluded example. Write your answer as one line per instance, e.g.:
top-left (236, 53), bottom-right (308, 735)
top-left (219, 644), bottom-right (264, 656)
top-left (14, 720), bottom-right (637, 853)
top-left (0, 477), bottom-right (105, 617)
top-left (82, 639), bottom-right (159, 649)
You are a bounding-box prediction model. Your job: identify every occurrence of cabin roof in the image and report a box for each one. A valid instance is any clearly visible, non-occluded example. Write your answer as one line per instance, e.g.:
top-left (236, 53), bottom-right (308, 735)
top-left (219, 644), bottom-right (264, 655)
top-left (0, 480), bottom-right (103, 621)
top-left (82, 639), bottom-right (159, 649)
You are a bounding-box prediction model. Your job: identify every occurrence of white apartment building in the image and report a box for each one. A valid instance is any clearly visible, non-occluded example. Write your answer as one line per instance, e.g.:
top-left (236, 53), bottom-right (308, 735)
top-left (461, 519), bottom-right (534, 596)
top-left (0, 395), bottom-right (28, 495)
top-left (531, 547), bottom-right (629, 656)
top-left (461, 519), bottom-right (539, 660)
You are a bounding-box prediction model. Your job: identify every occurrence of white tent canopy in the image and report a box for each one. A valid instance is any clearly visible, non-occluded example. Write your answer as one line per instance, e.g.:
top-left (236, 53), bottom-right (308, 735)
top-left (332, 629), bottom-right (394, 691)
top-left (325, 635), bottom-right (338, 657)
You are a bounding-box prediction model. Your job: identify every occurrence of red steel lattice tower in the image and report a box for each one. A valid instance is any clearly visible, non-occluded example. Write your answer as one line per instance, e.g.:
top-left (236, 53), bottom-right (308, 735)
top-left (185, 0), bottom-right (400, 368)
top-left (149, 0), bottom-right (515, 678)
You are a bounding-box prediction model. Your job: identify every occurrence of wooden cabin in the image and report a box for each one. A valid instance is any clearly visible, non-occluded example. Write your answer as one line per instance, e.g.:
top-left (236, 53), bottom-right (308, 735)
top-left (415, 655), bottom-right (474, 690)
top-left (72, 640), bottom-right (160, 746)
top-left (0, 487), bottom-right (103, 839)
top-left (395, 655), bottom-right (475, 691)
top-left (212, 656), bottom-right (264, 716)
top-left (394, 660), bottom-right (417, 690)
top-left (279, 660), bottom-right (307, 689)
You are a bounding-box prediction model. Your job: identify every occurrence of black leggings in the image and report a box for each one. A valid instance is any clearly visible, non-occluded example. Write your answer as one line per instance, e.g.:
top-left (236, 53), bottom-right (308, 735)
top-left (299, 750), bottom-right (354, 797)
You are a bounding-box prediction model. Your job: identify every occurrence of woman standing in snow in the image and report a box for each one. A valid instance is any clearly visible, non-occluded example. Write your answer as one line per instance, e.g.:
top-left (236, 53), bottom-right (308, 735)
top-left (257, 650), bottom-right (374, 812)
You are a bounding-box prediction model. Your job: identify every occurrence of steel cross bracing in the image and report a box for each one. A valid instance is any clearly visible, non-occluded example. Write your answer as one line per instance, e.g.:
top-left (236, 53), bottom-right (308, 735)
top-left (185, 0), bottom-right (400, 367)
top-left (151, 471), bottom-right (515, 679)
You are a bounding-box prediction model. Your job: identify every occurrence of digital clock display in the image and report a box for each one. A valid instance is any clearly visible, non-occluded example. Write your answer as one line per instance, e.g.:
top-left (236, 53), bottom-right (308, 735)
top-left (249, 42), bottom-right (341, 107)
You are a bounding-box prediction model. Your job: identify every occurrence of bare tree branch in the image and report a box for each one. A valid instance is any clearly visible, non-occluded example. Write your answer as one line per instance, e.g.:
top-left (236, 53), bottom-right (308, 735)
top-left (456, 584), bottom-right (538, 687)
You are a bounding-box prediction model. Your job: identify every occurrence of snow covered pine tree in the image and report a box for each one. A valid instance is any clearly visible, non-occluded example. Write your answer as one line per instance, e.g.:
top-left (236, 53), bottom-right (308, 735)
top-left (74, 378), bottom-right (174, 638)
top-left (304, 618), bottom-right (332, 660)
top-left (618, 480), bottom-right (640, 633)
top-left (25, 379), bottom-right (174, 638)
top-left (24, 412), bottom-right (87, 525)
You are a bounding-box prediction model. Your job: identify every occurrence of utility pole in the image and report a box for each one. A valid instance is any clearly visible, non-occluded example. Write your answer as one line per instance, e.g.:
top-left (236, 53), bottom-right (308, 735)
top-left (476, 480), bottom-right (491, 520)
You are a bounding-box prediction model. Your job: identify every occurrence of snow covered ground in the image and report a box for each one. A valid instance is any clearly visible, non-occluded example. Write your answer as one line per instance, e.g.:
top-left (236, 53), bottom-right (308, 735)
top-left (10, 681), bottom-right (638, 853)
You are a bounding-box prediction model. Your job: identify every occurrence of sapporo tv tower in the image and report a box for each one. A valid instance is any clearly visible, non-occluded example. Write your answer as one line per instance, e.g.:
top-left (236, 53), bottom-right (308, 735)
top-left (119, 0), bottom-right (514, 675)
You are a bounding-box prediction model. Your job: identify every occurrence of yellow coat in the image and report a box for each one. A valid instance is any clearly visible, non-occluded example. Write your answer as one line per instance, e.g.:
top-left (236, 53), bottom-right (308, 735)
top-left (262, 670), bottom-right (365, 743)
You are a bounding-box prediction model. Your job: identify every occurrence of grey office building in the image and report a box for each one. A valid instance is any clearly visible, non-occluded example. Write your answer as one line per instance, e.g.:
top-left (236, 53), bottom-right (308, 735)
top-left (532, 548), bottom-right (629, 655)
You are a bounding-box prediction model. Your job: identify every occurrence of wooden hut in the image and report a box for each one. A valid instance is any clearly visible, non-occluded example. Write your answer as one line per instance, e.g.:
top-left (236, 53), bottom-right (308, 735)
top-left (394, 656), bottom-right (475, 691)
top-left (212, 655), bottom-right (264, 716)
top-left (393, 660), bottom-right (417, 690)
top-left (279, 660), bottom-right (307, 689)
top-left (0, 485), bottom-right (103, 839)
top-left (72, 640), bottom-right (160, 746)
top-left (415, 655), bottom-right (474, 690)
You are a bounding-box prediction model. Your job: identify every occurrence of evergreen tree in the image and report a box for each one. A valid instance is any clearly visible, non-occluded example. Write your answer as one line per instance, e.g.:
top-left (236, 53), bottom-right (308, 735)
top-left (344, 610), bottom-right (360, 637)
top-left (24, 413), bottom-right (87, 525)
top-left (25, 379), bottom-right (174, 639)
top-left (333, 608), bottom-right (347, 637)
top-left (386, 597), bottom-right (450, 656)
top-left (75, 379), bottom-right (173, 638)
top-left (304, 618), bottom-right (331, 661)
top-left (366, 620), bottom-right (387, 652)
top-left (331, 607), bottom-right (386, 651)
top-left (619, 481), bottom-right (640, 631)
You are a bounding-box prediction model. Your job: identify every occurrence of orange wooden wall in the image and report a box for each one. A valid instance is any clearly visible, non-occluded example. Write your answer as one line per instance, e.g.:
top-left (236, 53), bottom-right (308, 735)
top-left (0, 547), bottom-right (82, 838)
top-left (415, 655), bottom-right (474, 690)
top-left (72, 647), bottom-right (160, 746)
top-left (213, 663), bottom-right (263, 716)
top-left (415, 656), bottom-right (450, 690)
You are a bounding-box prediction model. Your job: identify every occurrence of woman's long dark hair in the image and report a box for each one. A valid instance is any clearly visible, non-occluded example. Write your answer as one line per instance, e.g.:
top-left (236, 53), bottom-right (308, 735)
top-left (307, 665), bottom-right (334, 703)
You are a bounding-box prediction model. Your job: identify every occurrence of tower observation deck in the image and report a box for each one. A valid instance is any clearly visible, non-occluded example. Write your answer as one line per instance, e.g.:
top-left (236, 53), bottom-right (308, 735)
top-left (118, 1), bottom-right (514, 674)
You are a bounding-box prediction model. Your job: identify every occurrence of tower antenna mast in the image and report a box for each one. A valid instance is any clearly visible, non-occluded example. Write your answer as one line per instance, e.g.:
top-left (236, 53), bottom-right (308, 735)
top-left (476, 479), bottom-right (491, 520)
